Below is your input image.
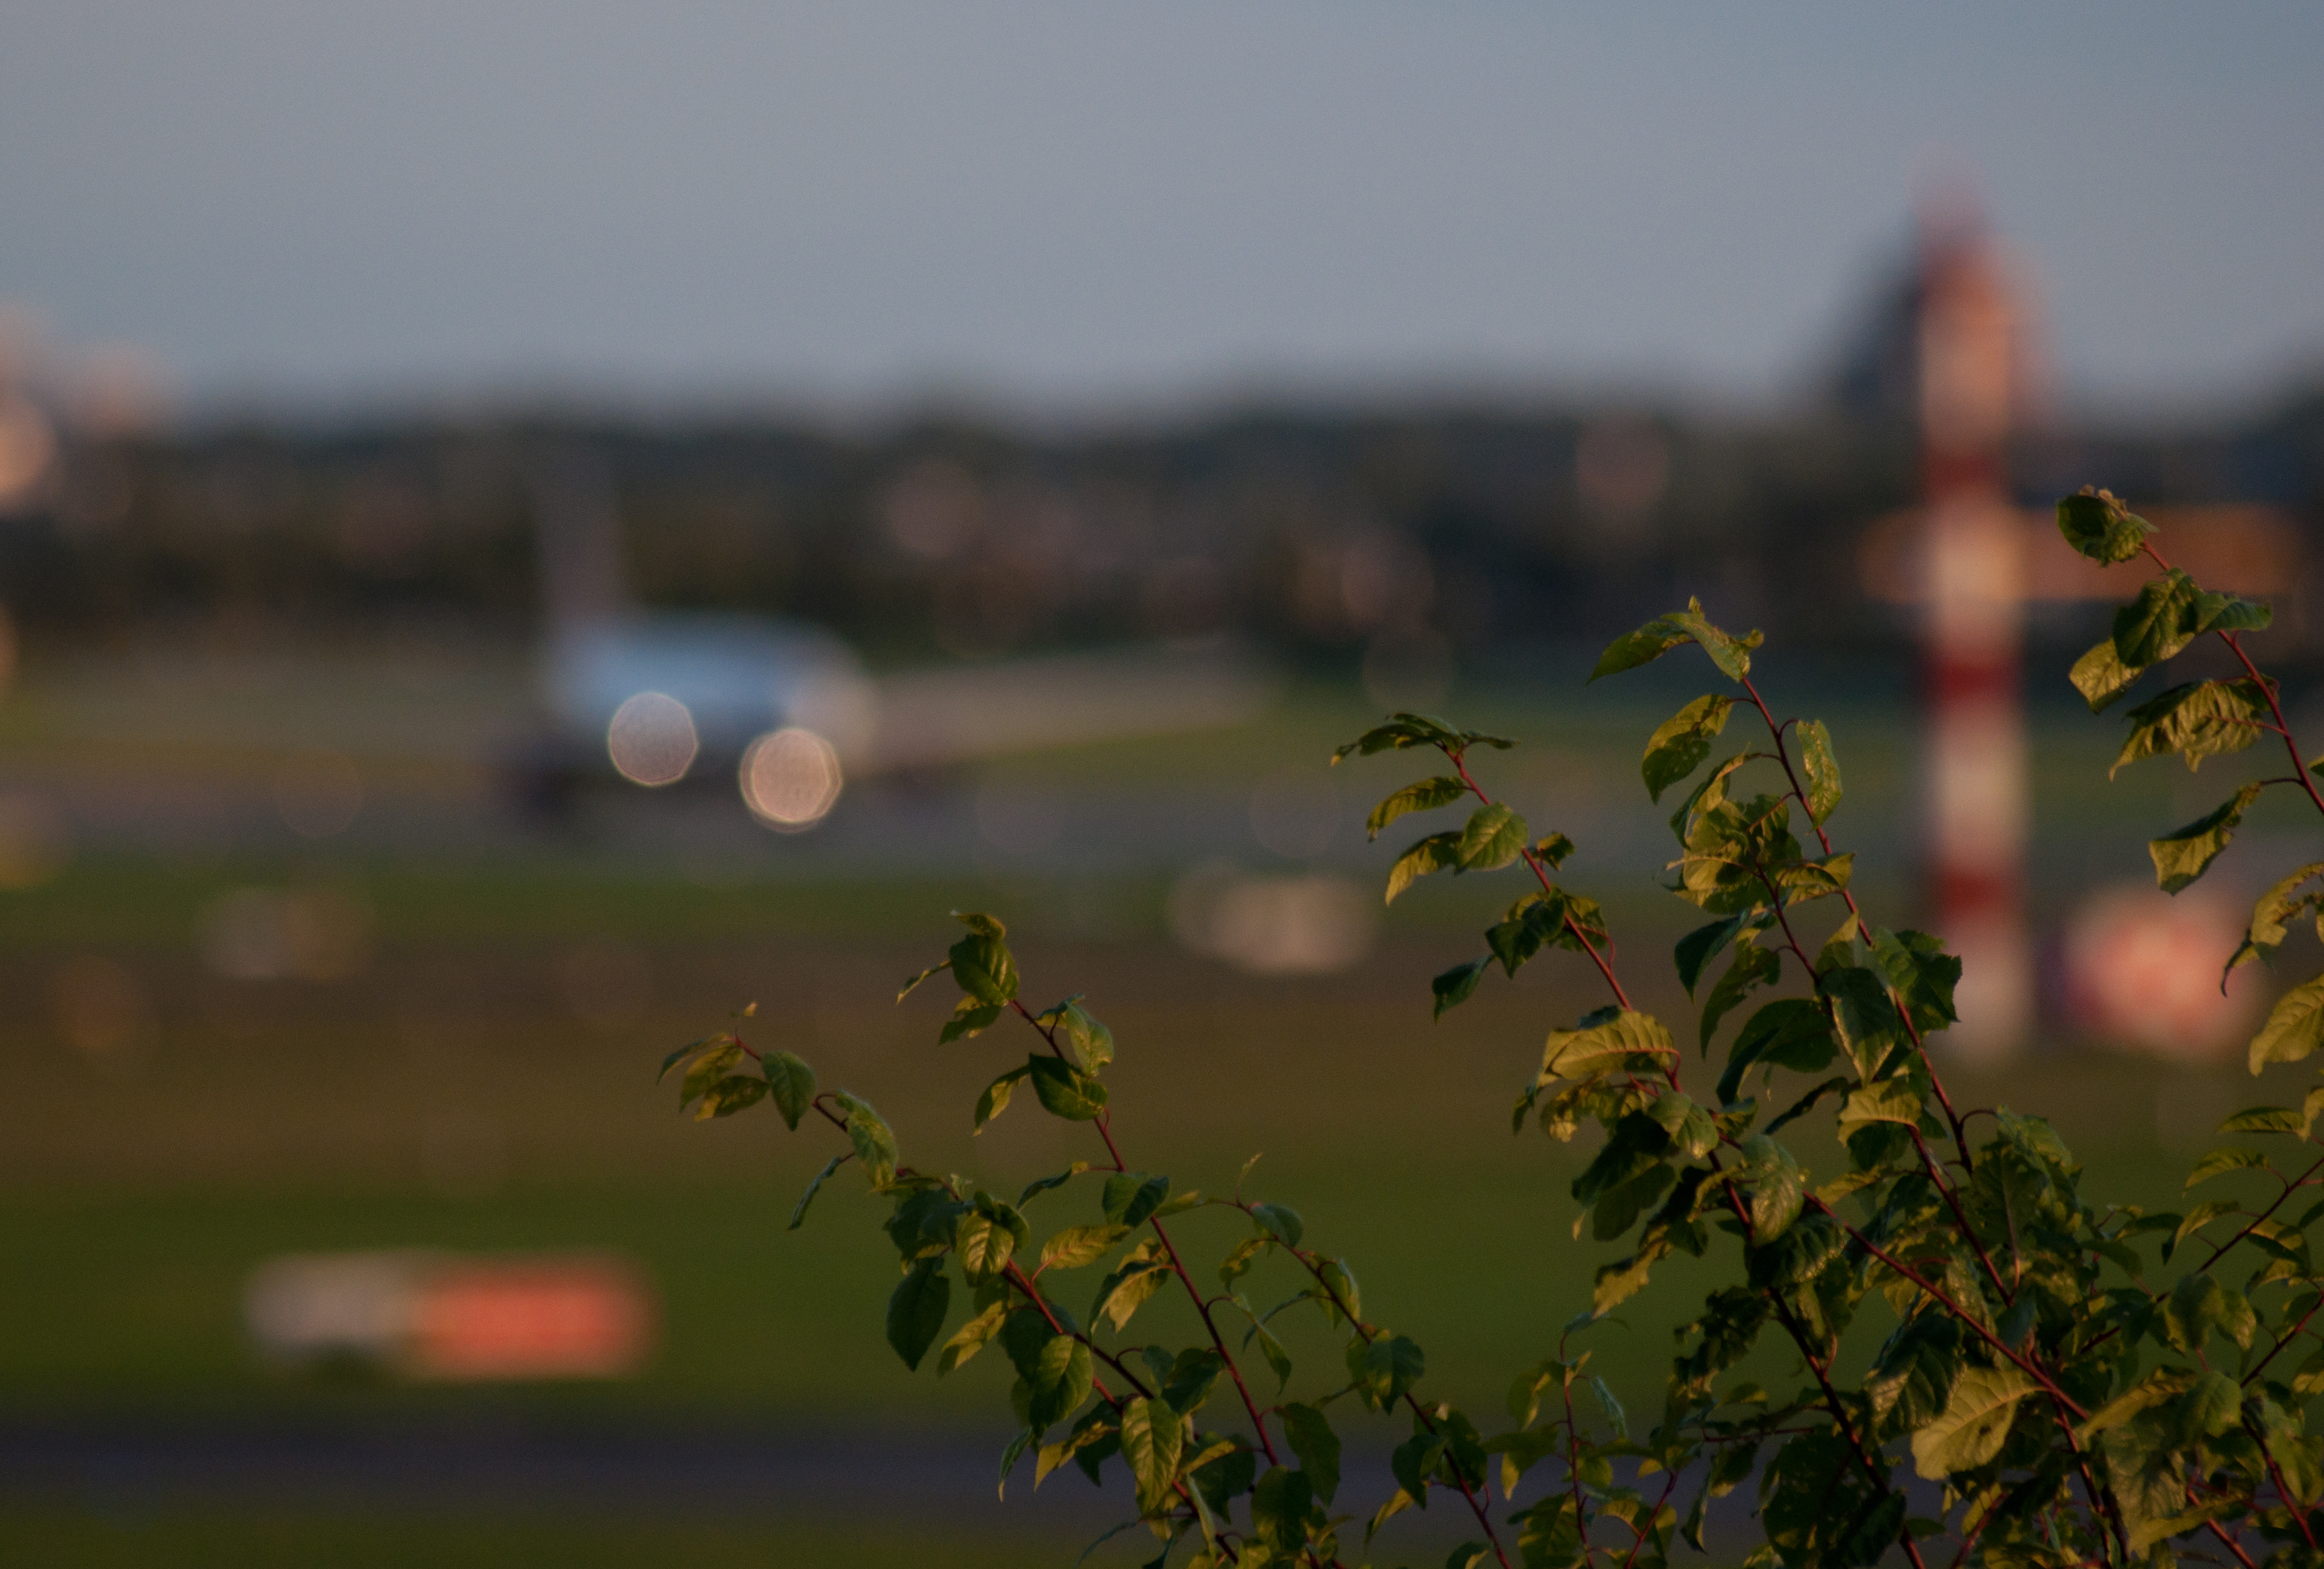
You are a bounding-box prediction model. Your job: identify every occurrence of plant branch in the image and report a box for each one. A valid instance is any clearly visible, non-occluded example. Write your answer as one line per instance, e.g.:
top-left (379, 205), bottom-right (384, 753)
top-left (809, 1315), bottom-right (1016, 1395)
top-left (1449, 749), bottom-right (1635, 1016)
top-left (2201, 1150), bottom-right (2324, 1270)
top-left (1807, 1197), bottom-right (2088, 1420)
top-left (1738, 672), bottom-right (1976, 1167)
top-left (2134, 537), bottom-right (2324, 825)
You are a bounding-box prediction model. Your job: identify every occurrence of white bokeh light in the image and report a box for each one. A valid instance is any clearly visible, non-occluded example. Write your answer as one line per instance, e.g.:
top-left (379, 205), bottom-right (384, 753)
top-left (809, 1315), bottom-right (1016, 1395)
top-left (739, 727), bottom-right (843, 831)
top-left (606, 692), bottom-right (698, 786)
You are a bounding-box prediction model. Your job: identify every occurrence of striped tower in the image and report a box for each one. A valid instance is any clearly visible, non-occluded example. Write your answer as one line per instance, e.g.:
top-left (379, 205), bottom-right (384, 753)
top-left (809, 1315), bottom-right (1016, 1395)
top-left (1918, 221), bottom-right (2032, 1062)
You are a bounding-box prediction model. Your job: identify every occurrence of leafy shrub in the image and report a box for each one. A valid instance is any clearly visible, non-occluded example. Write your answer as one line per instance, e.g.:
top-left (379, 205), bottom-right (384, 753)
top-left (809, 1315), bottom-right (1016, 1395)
top-left (662, 486), bottom-right (2324, 1568)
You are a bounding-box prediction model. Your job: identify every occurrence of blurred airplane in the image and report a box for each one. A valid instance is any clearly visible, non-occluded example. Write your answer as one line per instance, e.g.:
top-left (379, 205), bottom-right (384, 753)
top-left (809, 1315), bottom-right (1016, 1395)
top-left (520, 453), bottom-right (1277, 827)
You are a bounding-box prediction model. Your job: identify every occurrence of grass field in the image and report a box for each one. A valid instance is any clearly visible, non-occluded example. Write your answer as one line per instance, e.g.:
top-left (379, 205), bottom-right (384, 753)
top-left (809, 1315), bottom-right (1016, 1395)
top-left (3, 657), bottom-right (2317, 1564)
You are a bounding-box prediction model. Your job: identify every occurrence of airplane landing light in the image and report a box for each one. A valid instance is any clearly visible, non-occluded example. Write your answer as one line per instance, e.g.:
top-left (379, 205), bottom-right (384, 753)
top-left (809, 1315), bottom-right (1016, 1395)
top-left (606, 692), bottom-right (698, 786)
top-left (740, 727), bottom-right (842, 831)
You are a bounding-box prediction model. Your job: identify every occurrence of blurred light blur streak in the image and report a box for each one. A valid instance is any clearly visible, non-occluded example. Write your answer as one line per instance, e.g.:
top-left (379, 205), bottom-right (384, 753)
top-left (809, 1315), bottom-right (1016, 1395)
top-left (200, 886), bottom-right (374, 981)
top-left (244, 1252), bottom-right (656, 1381)
top-left (2062, 882), bottom-right (2256, 1065)
top-left (273, 748), bottom-right (364, 837)
top-left (739, 726), bottom-right (842, 830)
top-left (1915, 201), bottom-right (2036, 1061)
top-left (50, 954), bottom-right (156, 1066)
top-left (1168, 862), bottom-right (1376, 976)
top-left (606, 690), bottom-right (698, 784)
top-left (0, 793), bottom-right (72, 887)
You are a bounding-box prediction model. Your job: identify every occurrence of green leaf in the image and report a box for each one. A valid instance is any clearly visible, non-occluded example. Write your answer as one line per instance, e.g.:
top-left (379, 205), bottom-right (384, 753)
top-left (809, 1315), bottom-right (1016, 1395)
top-left (1795, 719), bottom-right (1841, 825)
top-left (937, 1301), bottom-right (1007, 1375)
top-left (948, 923), bottom-right (1019, 1005)
top-left (1586, 1374), bottom-right (1628, 1440)
top-left (1279, 1403), bottom-right (1341, 1503)
top-left (1386, 830), bottom-right (1463, 903)
top-left (1028, 1334), bottom-right (1095, 1432)
top-left (885, 1259), bottom-right (951, 1372)
top-left (1251, 1464), bottom-right (1315, 1552)
top-left (1646, 1091), bottom-right (1719, 1160)
top-left (658, 1031), bottom-right (734, 1084)
top-left (1249, 1203), bottom-right (1304, 1248)
top-left (1591, 597), bottom-right (1763, 683)
top-left (1104, 1172), bottom-right (1171, 1227)
top-left (1037, 998), bottom-right (1116, 1072)
top-left (956, 1212), bottom-right (1019, 1284)
top-left (1347, 1334), bottom-right (1425, 1411)
top-left (1247, 1318), bottom-right (1294, 1393)
top-left (1456, 803), bottom-right (1528, 872)
top-left (2251, 974), bottom-right (2324, 1074)
top-left (1391, 1432), bottom-right (1447, 1507)
top-left (2069, 636), bottom-right (2146, 713)
top-left (1532, 831), bottom-right (1576, 869)
top-left (1118, 1397), bottom-right (1184, 1517)
top-left (1017, 1162), bottom-right (1093, 1206)
top-left (759, 1050), bottom-right (816, 1130)
top-left (1431, 959), bottom-right (1488, 1019)
top-left (1216, 1235), bottom-right (1267, 1290)
top-left (1714, 998), bottom-right (1837, 1106)
top-left (1367, 776), bottom-right (1468, 840)
top-left (896, 961), bottom-right (950, 1002)
top-left (1317, 1257), bottom-right (1361, 1327)
top-left (2166, 1272), bottom-right (2255, 1353)
top-left (2218, 1105), bottom-right (2304, 1135)
top-left (2111, 678), bottom-right (2269, 777)
top-left (2057, 486), bottom-right (2155, 565)
top-left (2151, 782), bottom-right (2264, 894)
top-left (1041, 1224), bottom-right (1132, 1273)
top-left (974, 1063), bottom-right (1031, 1131)
top-left (1028, 1055), bottom-right (1109, 1122)
top-left (1699, 942), bottom-right (1780, 1051)
top-left (2076, 1367), bottom-right (2198, 1442)
top-left (692, 1073), bottom-right (767, 1120)
top-left (1091, 1260), bottom-right (1170, 1333)
top-left (1539, 1008), bottom-right (1680, 1084)
top-left (1674, 913), bottom-right (1753, 997)
top-left (1332, 715), bottom-right (1468, 764)
top-left (829, 1092), bottom-right (899, 1185)
top-left (679, 1041), bottom-right (744, 1108)
top-left (1642, 695), bottom-right (1734, 803)
top-left (1909, 1365), bottom-right (2036, 1478)
top-left (788, 1151), bottom-right (851, 1230)
top-left (2113, 569), bottom-right (2203, 668)
top-left (939, 998), bottom-right (1003, 1043)
top-left (2229, 862), bottom-right (2324, 975)
top-left (1868, 928), bottom-right (1961, 1036)
top-left (1826, 965), bottom-right (1910, 1081)
top-left (2185, 1145), bottom-right (2272, 1189)
top-left (2195, 589), bottom-right (2273, 635)
top-left (1737, 1133), bottom-right (1804, 1243)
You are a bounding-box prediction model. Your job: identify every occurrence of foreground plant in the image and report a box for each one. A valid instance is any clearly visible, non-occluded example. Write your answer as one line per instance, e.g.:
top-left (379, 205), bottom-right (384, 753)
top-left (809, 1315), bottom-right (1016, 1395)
top-left (662, 487), bottom-right (2324, 1567)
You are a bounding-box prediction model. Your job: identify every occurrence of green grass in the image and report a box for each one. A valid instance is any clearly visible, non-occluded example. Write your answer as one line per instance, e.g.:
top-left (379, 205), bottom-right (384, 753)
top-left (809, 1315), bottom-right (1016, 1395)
top-left (0, 1509), bottom-right (1085, 1569)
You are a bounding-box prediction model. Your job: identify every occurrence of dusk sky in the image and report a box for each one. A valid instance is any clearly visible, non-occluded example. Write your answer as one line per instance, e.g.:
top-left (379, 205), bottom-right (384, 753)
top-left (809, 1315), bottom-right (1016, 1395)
top-left (3, 2), bottom-right (2319, 420)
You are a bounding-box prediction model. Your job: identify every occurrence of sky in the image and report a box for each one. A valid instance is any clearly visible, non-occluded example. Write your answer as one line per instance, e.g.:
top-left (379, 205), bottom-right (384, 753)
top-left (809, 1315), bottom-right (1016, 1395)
top-left (2, 2), bottom-right (2320, 422)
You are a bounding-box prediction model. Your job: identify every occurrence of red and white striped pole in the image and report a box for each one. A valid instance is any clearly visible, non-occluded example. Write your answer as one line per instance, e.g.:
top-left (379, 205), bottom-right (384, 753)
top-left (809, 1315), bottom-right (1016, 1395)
top-left (1918, 220), bottom-right (2031, 1062)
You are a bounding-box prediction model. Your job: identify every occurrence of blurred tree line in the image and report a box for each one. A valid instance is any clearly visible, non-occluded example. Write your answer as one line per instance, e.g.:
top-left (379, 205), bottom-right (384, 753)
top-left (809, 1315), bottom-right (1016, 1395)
top-left (2, 388), bottom-right (2318, 673)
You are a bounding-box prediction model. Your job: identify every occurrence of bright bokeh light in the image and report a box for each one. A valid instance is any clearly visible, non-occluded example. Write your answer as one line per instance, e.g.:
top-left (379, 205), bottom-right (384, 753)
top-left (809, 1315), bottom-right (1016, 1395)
top-left (606, 692), bottom-right (698, 786)
top-left (739, 727), bottom-right (842, 831)
top-left (2063, 882), bottom-right (2254, 1063)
